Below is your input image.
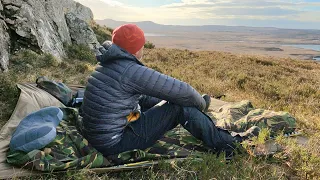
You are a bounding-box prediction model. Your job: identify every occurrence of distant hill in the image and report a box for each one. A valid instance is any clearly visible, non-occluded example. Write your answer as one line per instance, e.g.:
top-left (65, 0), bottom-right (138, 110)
top-left (96, 19), bottom-right (320, 36)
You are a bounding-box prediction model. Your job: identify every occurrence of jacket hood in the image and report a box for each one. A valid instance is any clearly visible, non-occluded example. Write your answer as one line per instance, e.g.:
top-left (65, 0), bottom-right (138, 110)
top-left (96, 43), bottom-right (144, 66)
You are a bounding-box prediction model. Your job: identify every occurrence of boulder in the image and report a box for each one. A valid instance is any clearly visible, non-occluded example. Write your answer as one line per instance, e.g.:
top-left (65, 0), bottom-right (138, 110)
top-left (0, 2), bottom-right (10, 72)
top-left (0, 20), bottom-right (10, 72)
top-left (65, 12), bottom-right (99, 49)
top-left (0, 0), bottom-right (96, 72)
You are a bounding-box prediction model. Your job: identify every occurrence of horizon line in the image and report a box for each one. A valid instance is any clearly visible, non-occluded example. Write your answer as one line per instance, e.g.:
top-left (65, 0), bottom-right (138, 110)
top-left (95, 18), bottom-right (320, 31)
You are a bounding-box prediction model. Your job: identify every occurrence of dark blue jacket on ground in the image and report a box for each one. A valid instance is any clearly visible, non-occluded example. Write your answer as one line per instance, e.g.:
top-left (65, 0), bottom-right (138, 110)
top-left (81, 43), bottom-right (206, 148)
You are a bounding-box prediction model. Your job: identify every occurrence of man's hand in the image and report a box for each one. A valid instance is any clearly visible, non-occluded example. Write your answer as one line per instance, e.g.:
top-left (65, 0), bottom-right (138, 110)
top-left (202, 94), bottom-right (211, 112)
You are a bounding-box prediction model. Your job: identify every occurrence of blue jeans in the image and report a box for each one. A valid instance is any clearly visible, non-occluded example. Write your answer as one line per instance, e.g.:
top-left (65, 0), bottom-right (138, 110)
top-left (97, 101), bottom-right (238, 156)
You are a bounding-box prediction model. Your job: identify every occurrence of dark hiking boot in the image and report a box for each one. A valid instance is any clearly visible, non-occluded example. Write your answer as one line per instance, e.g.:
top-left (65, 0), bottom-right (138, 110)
top-left (223, 127), bottom-right (260, 161)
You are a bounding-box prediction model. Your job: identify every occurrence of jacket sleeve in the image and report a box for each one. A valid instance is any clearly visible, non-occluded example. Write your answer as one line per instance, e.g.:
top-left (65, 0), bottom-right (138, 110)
top-left (139, 95), bottom-right (162, 110)
top-left (121, 63), bottom-right (206, 111)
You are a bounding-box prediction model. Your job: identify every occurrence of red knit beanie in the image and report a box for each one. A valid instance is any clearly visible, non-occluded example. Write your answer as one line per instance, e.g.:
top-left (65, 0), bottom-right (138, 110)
top-left (112, 24), bottom-right (146, 54)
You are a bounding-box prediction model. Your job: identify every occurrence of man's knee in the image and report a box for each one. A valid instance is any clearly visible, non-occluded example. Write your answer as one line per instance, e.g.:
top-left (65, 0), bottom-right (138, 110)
top-left (156, 101), bottom-right (184, 113)
top-left (182, 106), bottom-right (203, 119)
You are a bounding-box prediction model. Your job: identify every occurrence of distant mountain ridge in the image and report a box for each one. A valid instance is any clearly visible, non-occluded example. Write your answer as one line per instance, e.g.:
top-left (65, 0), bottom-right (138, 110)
top-left (96, 19), bottom-right (169, 32)
top-left (96, 19), bottom-right (320, 34)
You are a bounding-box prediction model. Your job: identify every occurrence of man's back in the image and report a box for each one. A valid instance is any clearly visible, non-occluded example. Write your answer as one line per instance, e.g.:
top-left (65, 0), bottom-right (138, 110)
top-left (81, 44), bottom-right (141, 148)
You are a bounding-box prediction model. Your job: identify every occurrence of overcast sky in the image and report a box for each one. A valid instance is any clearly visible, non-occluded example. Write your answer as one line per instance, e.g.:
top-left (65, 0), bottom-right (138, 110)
top-left (74, 0), bottom-right (320, 29)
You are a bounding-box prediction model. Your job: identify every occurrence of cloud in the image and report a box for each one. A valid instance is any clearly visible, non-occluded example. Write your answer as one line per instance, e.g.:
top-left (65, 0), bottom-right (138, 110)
top-left (74, 0), bottom-right (195, 21)
top-left (163, 0), bottom-right (320, 8)
top-left (160, 0), bottom-right (320, 22)
top-left (99, 0), bottom-right (124, 6)
top-left (73, 0), bottom-right (320, 28)
top-left (191, 7), bottom-right (300, 19)
top-left (294, 11), bottom-right (320, 22)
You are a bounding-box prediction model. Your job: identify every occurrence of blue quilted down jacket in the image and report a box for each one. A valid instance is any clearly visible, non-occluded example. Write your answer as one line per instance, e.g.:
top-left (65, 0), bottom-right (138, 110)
top-left (81, 43), bottom-right (206, 148)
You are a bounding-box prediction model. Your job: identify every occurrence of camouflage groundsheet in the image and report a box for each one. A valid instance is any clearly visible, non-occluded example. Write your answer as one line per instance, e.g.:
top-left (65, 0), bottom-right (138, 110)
top-left (7, 108), bottom-right (207, 172)
top-left (0, 84), bottom-right (298, 179)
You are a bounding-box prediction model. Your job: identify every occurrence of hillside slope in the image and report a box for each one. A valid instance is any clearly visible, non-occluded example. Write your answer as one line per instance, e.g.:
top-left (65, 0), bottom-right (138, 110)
top-left (1, 45), bottom-right (320, 179)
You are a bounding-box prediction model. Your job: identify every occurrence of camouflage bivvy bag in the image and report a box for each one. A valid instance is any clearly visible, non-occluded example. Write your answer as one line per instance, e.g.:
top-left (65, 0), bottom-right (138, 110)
top-left (209, 100), bottom-right (296, 135)
top-left (6, 104), bottom-right (298, 172)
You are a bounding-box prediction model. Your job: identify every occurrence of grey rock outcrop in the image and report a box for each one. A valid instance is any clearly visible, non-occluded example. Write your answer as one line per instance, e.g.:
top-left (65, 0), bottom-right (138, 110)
top-left (0, 0), bottom-right (98, 72)
top-left (66, 13), bottom-right (99, 50)
top-left (0, 20), bottom-right (10, 72)
top-left (0, 2), bottom-right (10, 72)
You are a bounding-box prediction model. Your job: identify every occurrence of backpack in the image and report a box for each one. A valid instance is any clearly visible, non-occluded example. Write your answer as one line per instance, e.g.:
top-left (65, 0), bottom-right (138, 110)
top-left (36, 76), bottom-right (74, 106)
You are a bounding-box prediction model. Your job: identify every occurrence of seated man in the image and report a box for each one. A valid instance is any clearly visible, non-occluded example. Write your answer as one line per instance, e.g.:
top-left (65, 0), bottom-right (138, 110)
top-left (80, 24), bottom-right (253, 157)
